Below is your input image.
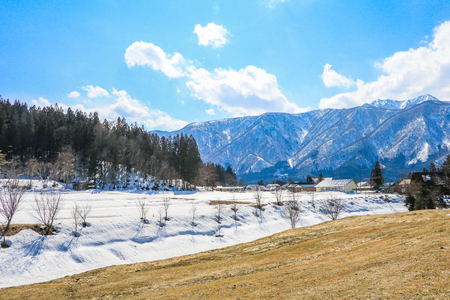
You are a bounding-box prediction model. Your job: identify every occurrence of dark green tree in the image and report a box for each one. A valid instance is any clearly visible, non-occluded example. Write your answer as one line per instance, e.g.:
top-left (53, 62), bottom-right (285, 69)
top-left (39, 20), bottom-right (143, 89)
top-left (318, 173), bottom-right (324, 183)
top-left (370, 161), bottom-right (384, 190)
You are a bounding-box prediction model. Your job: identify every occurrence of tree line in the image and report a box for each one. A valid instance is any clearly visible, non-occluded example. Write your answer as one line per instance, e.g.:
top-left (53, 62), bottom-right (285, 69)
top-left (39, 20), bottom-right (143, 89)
top-left (0, 97), bottom-right (238, 189)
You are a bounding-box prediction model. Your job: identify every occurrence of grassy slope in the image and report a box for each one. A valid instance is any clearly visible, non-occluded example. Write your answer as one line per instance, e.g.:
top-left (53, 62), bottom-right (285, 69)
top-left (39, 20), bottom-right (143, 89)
top-left (2, 210), bottom-right (450, 299)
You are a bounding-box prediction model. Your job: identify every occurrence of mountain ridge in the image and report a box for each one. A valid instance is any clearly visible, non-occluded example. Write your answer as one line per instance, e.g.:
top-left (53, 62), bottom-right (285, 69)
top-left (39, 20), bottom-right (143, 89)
top-left (155, 95), bottom-right (450, 182)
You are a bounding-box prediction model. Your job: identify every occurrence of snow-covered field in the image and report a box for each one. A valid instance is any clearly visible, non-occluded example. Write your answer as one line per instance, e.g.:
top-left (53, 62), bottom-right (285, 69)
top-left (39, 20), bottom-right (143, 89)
top-left (0, 180), bottom-right (407, 288)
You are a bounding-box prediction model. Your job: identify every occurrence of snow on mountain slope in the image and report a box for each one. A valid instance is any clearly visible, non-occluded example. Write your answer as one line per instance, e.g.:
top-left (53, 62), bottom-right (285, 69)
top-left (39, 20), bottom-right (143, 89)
top-left (157, 110), bottom-right (328, 173)
top-left (365, 94), bottom-right (440, 110)
top-left (291, 100), bottom-right (450, 176)
top-left (155, 95), bottom-right (450, 180)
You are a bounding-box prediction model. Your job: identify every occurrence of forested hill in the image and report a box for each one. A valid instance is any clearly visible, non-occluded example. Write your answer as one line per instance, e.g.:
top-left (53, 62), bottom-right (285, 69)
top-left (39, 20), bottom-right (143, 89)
top-left (0, 97), bottom-right (214, 188)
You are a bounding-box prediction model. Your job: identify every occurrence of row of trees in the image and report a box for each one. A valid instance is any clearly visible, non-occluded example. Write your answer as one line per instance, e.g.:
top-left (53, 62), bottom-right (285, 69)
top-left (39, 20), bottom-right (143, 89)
top-left (0, 180), bottom-right (64, 247)
top-left (0, 97), bottom-right (239, 189)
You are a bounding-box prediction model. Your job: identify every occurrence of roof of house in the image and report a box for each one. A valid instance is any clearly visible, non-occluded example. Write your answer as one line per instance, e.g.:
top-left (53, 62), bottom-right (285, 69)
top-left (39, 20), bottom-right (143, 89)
top-left (266, 183), bottom-right (280, 188)
top-left (315, 179), bottom-right (355, 188)
top-left (279, 183), bottom-right (290, 189)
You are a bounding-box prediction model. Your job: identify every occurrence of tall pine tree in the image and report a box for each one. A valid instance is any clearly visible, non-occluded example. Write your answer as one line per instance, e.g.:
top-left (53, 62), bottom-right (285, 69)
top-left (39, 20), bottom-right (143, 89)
top-left (370, 161), bottom-right (384, 190)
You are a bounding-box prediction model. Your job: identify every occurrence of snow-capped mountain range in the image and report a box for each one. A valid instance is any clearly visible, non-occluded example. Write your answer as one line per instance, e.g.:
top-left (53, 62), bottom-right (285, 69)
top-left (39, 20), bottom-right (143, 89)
top-left (155, 95), bottom-right (450, 182)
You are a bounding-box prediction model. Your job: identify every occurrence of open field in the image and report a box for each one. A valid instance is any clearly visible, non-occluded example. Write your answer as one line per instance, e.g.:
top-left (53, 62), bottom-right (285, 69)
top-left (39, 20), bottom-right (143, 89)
top-left (0, 179), bottom-right (407, 289)
top-left (1, 210), bottom-right (449, 299)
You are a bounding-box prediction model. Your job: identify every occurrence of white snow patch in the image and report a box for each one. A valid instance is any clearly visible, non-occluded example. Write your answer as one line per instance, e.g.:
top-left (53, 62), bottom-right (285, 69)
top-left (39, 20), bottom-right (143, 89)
top-left (409, 142), bottom-right (430, 165)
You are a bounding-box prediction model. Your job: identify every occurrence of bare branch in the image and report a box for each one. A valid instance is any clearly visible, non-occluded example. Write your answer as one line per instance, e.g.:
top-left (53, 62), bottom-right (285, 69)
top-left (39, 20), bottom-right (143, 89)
top-left (33, 189), bottom-right (63, 235)
top-left (136, 198), bottom-right (149, 222)
top-left (282, 193), bottom-right (301, 228)
top-left (215, 199), bottom-right (223, 224)
top-left (231, 201), bottom-right (239, 221)
top-left (157, 206), bottom-right (165, 227)
top-left (274, 188), bottom-right (284, 206)
top-left (72, 203), bottom-right (79, 237)
top-left (319, 198), bottom-right (344, 220)
top-left (190, 203), bottom-right (197, 226)
top-left (253, 188), bottom-right (264, 211)
top-left (0, 179), bottom-right (26, 247)
top-left (77, 203), bottom-right (92, 227)
top-left (163, 194), bottom-right (170, 221)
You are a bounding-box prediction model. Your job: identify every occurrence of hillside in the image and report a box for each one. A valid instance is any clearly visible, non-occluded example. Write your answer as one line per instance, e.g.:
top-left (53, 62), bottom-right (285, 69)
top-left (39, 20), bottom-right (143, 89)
top-left (155, 95), bottom-right (450, 182)
top-left (3, 210), bottom-right (449, 299)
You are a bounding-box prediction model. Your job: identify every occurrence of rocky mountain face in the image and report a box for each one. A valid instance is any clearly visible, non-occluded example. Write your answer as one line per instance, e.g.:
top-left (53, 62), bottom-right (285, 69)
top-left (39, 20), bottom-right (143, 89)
top-left (155, 95), bottom-right (450, 182)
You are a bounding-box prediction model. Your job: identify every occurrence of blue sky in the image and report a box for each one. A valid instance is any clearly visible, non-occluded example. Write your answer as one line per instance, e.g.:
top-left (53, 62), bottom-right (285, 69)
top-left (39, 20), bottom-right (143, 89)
top-left (1, 0), bottom-right (450, 130)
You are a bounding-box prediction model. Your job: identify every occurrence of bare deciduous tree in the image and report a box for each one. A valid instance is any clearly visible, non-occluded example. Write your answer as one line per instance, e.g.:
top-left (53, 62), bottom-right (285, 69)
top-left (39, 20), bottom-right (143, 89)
top-left (311, 192), bottom-right (315, 208)
top-left (319, 198), bottom-right (344, 220)
top-left (36, 162), bottom-right (51, 183)
top-left (72, 203), bottom-right (79, 237)
top-left (33, 190), bottom-right (63, 235)
top-left (0, 179), bottom-right (26, 247)
top-left (163, 194), bottom-right (170, 221)
top-left (190, 203), bottom-right (197, 226)
top-left (136, 198), bottom-right (149, 222)
top-left (231, 201), bottom-right (239, 221)
top-left (55, 146), bottom-right (77, 189)
top-left (253, 188), bottom-right (264, 215)
top-left (157, 206), bottom-right (165, 227)
top-left (215, 199), bottom-right (223, 224)
top-left (282, 197), bottom-right (301, 229)
top-left (77, 203), bottom-right (92, 227)
top-left (290, 191), bottom-right (300, 211)
top-left (274, 188), bottom-right (284, 206)
top-left (26, 158), bottom-right (39, 189)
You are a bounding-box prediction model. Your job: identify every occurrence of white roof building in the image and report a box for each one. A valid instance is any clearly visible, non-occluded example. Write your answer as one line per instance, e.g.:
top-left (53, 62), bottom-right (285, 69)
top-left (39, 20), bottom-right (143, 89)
top-left (315, 179), bottom-right (357, 193)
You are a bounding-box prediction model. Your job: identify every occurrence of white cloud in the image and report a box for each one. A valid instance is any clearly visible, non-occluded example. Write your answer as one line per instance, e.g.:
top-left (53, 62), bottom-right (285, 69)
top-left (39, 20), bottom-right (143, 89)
top-left (31, 97), bottom-right (52, 107)
top-left (320, 20), bottom-right (450, 109)
top-left (30, 91), bottom-right (188, 131)
top-left (124, 41), bottom-right (186, 78)
top-left (82, 85), bottom-right (109, 98)
top-left (125, 41), bottom-right (308, 116)
top-left (205, 108), bottom-right (215, 115)
top-left (177, 87), bottom-right (181, 93)
top-left (186, 65), bottom-right (307, 116)
top-left (193, 23), bottom-right (229, 48)
top-left (93, 89), bottom-right (188, 130)
top-left (321, 64), bottom-right (355, 88)
top-left (67, 91), bottom-right (80, 98)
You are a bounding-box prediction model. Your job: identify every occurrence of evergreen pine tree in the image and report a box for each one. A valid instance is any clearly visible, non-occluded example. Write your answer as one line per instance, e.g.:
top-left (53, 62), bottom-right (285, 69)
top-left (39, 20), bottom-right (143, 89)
top-left (318, 173), bottom-right (324, 183)
top-left (370, 161), bottom-right (384, 190)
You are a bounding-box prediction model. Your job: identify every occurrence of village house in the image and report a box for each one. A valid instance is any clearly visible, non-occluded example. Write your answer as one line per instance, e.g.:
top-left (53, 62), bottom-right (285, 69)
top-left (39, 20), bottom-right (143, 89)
top-left (215, 186), bottom-right (245, 192)
top-left (315, 179), bottom-right (357, 193)
top-left (265, 183), bottom-right (280, 191)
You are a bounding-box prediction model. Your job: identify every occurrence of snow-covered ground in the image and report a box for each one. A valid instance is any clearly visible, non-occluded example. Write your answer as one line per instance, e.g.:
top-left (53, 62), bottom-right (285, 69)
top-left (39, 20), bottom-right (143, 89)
top-left (0, 180), bottom-right (407, 288)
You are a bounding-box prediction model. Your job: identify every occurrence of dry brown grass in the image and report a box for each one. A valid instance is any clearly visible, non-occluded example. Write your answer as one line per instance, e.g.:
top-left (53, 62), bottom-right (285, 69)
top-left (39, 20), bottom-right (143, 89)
top-left (2, 210), bottom-right (450, 299)
top-left (0, 224), bottom-right (55, 236)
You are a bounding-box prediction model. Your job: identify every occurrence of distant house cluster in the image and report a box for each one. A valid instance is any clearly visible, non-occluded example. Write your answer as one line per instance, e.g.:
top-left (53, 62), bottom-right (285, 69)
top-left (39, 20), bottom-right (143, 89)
top-left (396, 171), bottom-right (448, 194)
top-left (213, 177), bottom-right (359, 194)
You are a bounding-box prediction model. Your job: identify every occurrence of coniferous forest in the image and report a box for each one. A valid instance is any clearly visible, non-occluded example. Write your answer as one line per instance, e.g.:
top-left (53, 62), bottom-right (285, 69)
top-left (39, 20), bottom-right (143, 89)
top-left (0, 97), bottom-right (237, 189)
